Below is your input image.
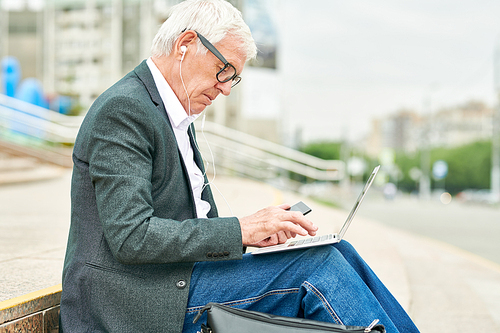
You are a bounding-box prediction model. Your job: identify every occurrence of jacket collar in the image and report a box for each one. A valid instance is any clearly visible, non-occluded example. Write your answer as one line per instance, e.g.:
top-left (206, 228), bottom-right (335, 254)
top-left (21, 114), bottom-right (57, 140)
top-left (133, 60), bottom-right (168, 119)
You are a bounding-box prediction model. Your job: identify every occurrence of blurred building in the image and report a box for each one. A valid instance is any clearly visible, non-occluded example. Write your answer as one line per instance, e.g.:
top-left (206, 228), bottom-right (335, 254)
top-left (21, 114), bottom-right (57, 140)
top-left (365, 110), bottom-right (423, 157)
top-left (1, 0), bottom-right (177, 105)
top-left (366, 101), bottom-right (494, 157)
top-left (0, 2), bottom-right (42, 80)
top-left (44, 0), bottom-right (178, 107)
top-left (0, 0), bottom-right (281, 143)
top-left (238, 0), bottom-right (280, 143)
top-left (432, 101), bottom-right (493, 147)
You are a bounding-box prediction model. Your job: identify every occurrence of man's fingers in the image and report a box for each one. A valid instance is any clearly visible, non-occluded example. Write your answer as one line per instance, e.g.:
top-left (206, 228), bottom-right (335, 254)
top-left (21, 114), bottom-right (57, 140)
top-left (282, 211), bottom-right (318, 235)
top-left (277, 231), bottom-right (288, 244)
top-left (239, 204), bottom-right (318, 246)
top-left (280, 221), bottom-right (312, 237)
top-left (277, 203), bottom-right (291, 210)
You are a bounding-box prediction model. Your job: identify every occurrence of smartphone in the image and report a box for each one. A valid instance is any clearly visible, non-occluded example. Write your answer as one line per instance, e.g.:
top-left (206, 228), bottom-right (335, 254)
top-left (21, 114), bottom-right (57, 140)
top-left (287, 201), bottom-right (312, 215)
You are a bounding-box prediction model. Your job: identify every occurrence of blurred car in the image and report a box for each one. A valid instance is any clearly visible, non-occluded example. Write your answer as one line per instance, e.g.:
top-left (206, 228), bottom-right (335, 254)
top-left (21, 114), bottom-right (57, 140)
top-left (456, 189), bottom-right (499, 205)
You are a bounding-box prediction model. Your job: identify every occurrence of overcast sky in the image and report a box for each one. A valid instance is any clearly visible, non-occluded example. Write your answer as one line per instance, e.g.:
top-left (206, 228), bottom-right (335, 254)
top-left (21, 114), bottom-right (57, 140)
top-left (245, 0), bottom-right (500, 143)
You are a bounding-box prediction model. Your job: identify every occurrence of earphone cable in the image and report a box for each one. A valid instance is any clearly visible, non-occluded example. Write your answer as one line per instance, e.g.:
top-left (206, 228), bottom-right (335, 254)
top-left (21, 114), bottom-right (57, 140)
top-left (179, 54), bottom-right (233, 216)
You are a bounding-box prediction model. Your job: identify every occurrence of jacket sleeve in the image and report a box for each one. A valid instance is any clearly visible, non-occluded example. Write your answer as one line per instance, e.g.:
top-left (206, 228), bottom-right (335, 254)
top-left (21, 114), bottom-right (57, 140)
top-left (84, 94), bottom-right (244, 265)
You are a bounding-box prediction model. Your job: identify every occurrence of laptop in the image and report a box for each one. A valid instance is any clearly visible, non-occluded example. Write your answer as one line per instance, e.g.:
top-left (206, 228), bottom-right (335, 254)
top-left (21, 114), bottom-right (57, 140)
top-left (251, 165), bottom-right (380, 255)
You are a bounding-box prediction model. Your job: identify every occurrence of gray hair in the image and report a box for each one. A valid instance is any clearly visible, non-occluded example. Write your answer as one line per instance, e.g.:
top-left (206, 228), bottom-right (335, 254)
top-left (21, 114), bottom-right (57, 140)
top-left (151, 0), bottom-right (257, 62)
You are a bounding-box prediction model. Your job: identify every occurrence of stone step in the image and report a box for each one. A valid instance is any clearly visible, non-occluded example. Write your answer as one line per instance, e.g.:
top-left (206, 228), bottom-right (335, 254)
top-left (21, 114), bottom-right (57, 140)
top-left (0, 154), bottom-right (38, 172)
top-left (0, 153), bottom-right (68, 185)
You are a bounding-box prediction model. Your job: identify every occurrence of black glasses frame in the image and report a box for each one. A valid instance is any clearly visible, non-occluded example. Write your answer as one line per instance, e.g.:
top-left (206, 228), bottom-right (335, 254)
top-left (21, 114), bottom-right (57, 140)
top-left (194, 31), bottom-right (242, 87)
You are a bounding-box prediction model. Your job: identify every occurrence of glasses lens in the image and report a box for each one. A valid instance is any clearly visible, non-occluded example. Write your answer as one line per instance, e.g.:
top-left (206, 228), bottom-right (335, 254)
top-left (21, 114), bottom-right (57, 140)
top-left (231, 76), bottom-right (241, 88)
top-left (217, 63), bottom-right (236, 83)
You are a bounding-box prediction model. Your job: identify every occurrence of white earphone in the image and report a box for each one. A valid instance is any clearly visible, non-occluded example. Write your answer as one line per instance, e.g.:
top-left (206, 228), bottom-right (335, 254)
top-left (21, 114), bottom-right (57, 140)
top-left (180, 46), bottom-right (187, 61)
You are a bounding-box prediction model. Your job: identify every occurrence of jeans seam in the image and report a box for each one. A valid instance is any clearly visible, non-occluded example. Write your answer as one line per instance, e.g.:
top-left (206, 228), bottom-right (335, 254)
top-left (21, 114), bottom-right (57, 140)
top-left (303, 281), bottom-right (344, 325)
top-left (185, 287), bottom-right (300, 313)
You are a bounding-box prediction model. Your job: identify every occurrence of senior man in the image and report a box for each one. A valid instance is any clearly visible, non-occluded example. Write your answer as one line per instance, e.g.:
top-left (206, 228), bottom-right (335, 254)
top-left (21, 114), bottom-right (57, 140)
top-left (60, 1), bottom-right (419, 332)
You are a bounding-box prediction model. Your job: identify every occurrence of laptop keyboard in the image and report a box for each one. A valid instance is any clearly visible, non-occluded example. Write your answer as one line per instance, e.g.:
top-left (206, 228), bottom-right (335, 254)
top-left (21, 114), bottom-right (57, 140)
top-left (287, 234), bottom-right (334, 247)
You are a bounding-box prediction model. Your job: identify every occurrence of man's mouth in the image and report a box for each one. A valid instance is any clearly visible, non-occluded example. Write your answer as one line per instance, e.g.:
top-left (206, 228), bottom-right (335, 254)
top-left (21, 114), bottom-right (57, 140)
top-left (204, 94), bottom-right (215, 105)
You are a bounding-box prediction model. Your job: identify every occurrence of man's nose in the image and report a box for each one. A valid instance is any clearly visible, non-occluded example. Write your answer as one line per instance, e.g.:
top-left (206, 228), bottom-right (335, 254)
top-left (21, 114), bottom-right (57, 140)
top-left (216, 80), bottom-right (232, 96)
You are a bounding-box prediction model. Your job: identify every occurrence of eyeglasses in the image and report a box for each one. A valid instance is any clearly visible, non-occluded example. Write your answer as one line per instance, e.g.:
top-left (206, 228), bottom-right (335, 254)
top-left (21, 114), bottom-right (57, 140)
top-left (194, 31), bottom-right (242, 88)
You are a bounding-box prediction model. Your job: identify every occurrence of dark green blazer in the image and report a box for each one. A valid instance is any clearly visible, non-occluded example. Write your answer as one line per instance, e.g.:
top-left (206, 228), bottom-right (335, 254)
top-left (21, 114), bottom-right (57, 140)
top-left (60, 60), bottom-right (243, 333)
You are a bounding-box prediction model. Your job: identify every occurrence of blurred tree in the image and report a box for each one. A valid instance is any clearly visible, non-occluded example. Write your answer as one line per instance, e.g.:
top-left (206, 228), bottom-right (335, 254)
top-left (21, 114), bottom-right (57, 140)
top-left (395, 151), bottom-right (420, 192)
top-left (300, 141), bottom-right (342, 160)
top-left (431, 141), bottom-right (491, 194)
top-left (296, 140), bottom-right (491, 194)
top-left (286, 141), bottom-right (343, 184)
top-left (394, 140), bottom-right (491, 194)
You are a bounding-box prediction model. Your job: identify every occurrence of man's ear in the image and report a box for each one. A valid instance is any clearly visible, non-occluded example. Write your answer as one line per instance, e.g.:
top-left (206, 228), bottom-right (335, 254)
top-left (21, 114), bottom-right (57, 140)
top-left (174, 30), bottom-right (197, 61)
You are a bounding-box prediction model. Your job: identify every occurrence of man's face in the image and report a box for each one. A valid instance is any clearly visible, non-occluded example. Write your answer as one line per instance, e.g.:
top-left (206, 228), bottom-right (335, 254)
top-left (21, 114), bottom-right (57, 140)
top-left (179, 34), bottom-right (246, 115)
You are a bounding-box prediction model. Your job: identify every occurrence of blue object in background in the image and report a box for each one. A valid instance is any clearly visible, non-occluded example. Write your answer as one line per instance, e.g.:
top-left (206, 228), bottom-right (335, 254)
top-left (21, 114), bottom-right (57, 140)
top-left (15, 78), bottom-right (49, 108)
top-left (52, 95), bottom-right (72, 114)
top-left (1, 56), bottom-right (21, 97)
top-left (1, 55), bottom-right (74, 114)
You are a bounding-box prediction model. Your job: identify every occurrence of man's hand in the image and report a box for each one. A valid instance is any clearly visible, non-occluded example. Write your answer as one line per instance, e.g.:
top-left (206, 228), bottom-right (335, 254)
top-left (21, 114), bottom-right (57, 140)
top-left (250, 230), bottom-right (294, 247)
top-left (238, 204), bottom-right (318, 247)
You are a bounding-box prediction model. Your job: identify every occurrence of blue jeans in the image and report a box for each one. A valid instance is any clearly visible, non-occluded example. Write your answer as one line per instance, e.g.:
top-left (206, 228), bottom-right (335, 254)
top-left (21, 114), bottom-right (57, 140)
top-left (182, 241), bottom-right (419, 333)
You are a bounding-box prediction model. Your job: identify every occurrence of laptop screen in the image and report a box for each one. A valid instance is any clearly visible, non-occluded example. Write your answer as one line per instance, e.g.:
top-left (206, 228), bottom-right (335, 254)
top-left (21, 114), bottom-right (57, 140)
top-left (338, 165), bottom-right (380, 240)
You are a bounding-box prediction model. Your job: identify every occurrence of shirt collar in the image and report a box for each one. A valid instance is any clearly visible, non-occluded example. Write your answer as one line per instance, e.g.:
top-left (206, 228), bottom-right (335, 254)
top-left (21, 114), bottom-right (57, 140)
top-left (146, 57), bottom-right (199, 132)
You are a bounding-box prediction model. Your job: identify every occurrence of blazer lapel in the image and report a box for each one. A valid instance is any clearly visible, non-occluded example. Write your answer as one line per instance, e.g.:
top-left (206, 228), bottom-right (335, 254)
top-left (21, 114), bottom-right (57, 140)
top-left (133, 60), bottom-right (170, 125)
top-left (134, 60), bottom-right (200, 216)
top-left (133, 60), bottom-right (218, 217)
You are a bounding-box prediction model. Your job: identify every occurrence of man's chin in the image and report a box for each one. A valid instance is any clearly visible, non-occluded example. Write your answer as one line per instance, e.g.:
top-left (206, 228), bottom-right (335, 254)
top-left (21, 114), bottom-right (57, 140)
top-left (189, 104), bottom-right (208, 115)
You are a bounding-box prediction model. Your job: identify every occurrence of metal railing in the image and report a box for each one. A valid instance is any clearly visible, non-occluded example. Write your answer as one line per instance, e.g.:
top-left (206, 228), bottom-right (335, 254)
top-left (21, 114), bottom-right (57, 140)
top-left (0, 94), bottom-right (82, 144)
top-left (195, 121), bottom-right (344, 189)
top-left (0, 93), bottom-right (344, 186)
top-left (0, 93), bottom-right (81, 167)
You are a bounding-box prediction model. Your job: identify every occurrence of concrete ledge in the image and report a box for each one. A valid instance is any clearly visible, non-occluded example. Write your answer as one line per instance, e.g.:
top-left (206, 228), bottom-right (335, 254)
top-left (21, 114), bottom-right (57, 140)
top-left (0, 139), bottom-right (73, 168)
top-left (0, 284), bottom-right (61, 332)
top-left (0, 165), bottom-right (68, 185)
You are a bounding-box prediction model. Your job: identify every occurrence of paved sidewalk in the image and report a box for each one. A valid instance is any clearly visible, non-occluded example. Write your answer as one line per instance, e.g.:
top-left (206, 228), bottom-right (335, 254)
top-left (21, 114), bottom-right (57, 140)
top-left (0, 171), bottom-right (70, 301)
top-left (209, 176), bottom-right (500, 333)
top-left (1, 172), bottom-right (500, 332)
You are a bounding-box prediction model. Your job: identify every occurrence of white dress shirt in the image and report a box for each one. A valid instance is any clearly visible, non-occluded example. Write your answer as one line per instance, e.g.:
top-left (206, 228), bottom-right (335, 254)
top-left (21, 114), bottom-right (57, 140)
top-left (146, 58), bottom-right (211, 218)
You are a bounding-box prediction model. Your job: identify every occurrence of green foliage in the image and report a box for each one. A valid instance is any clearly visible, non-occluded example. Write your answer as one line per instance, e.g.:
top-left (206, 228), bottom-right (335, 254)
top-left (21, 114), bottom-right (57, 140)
top-left (297, 139), bottom-right (492, 194)
top-left (431, 141), bottom-right (491, 194)
top-left (395, 151), bottom-right (420, 192)
top-left (300, 141), bottom-right (342, 160)
top-left (394, 140), bottom-right (491, 194)
top-left (288, 141), bottom-right (343, 184)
